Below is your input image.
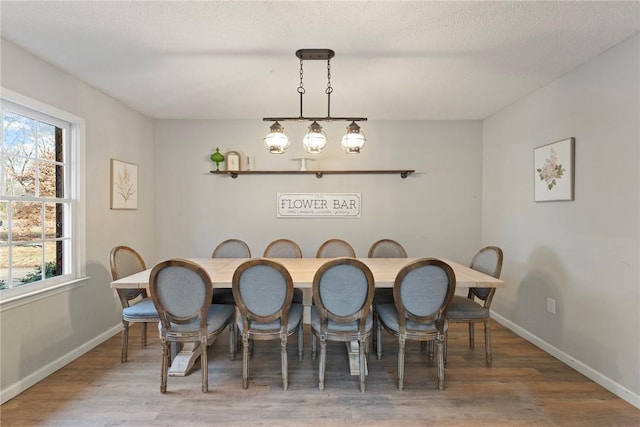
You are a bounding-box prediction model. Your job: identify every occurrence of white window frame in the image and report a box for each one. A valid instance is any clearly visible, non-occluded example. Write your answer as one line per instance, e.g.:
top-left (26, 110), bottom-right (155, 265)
top-left (0, 88), bottom-right (86, 308)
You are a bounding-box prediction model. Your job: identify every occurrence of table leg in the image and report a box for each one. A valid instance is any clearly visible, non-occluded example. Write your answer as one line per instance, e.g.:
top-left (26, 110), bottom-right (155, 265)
top-left (346, 341), bottom-right (368, 376)
top-left (168, 343), bottom-right (201, 377)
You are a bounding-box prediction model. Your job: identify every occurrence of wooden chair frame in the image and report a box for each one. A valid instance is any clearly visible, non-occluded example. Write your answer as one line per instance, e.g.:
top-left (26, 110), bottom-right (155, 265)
top-left (311, 257), bottom-right (375, 392)
top-left (376, 258), bottom-right (456, 390)
top-left (315, 238), bottom-right (356, 258)
top-left (232, 259), bottom-right (303, 390)
top-left (263, 239), bottom-right (303, 258)
top-left (149, 259), bottom-right (234, 393)
top-left (110, 245), bottom-right (159, 363)
top-left (445, 246), bottom-right (503, 366)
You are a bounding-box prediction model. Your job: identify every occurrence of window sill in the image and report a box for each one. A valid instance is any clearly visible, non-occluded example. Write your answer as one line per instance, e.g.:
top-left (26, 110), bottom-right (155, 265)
top-left (0, 277), bottom-right (90, 312)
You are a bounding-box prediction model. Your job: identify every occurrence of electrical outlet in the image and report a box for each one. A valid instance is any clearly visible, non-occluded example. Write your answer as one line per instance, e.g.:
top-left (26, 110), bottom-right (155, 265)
top-left (547, 297), bottom-right (556, 314)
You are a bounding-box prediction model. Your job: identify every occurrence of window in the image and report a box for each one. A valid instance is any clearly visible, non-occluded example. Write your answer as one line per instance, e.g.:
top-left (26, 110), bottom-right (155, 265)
top-left (0, 92), bottom-right (84, 301)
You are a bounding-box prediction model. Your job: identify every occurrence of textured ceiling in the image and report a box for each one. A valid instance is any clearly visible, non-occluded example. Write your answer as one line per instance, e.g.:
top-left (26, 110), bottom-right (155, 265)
top-left (1, 1), bottom-right (638, 120)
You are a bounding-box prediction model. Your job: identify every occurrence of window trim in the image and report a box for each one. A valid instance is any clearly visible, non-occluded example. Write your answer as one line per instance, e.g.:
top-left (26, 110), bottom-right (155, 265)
top-left (0, 87), bottom-right (86, 304)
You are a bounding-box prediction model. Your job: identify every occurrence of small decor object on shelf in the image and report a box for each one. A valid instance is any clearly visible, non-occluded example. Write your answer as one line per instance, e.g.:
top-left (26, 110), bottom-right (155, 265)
top-left (292, 157), bottom-right (315, 171)
top-left (225, 151), bottom-right (241, 171)
top-left (210, 148), bottom-right (225, 171)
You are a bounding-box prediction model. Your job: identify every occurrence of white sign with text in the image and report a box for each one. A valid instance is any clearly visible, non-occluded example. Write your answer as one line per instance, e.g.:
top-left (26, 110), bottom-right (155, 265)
top-left (277, 193), bottom-right (361, 218)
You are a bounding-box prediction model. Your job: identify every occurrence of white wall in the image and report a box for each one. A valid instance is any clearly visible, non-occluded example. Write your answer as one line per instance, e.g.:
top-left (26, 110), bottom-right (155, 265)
top-left (0, 39), bottom-right (156, 400)
top-left (483, 34), bottom-right (640, 406)
top-left (153, 120), bottom-right (483, 262)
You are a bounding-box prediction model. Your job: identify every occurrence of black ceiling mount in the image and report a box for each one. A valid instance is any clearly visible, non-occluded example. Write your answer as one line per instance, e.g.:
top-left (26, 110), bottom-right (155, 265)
top-left (295, 49), bottom-right (335, 61)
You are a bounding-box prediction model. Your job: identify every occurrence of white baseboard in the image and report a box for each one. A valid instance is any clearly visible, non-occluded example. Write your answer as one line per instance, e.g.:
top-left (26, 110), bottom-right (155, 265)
top-left (491, 312), bottom-right (640, 410)
top-left (0, 324), bottom-right (121, 405)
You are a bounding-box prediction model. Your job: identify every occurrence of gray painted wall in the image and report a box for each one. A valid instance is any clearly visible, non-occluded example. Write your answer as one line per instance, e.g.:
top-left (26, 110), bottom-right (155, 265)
top-left (152, 119), bottom-right (483, 262)
top-left (483, 35), bottom-right (639, 402)
top-left (0, 39), bottom-right (156, 397)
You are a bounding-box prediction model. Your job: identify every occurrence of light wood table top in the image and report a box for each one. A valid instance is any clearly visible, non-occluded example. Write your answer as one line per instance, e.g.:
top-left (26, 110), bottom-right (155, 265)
top-left (110, 257), bottom-right (504, 290)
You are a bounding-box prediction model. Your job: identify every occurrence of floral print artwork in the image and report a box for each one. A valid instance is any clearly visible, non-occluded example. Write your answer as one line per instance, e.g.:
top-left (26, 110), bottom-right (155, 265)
top-left (534, 138), bottom-right (574, 202)
top-left (536, 147), bottom-right (565, 190)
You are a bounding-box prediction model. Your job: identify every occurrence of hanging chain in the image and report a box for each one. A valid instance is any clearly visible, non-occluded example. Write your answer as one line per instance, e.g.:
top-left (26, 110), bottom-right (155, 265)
top-left (298, 59), bottom-right (305, 95)
top-left (326, 58), bottom-right (333, 118)
top-left (326, 58), bottom-right (333, 95)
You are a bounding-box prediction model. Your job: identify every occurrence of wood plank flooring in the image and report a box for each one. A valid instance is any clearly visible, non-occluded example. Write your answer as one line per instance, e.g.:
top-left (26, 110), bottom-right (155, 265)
top-left (1, 320), bottom-right (638, 426)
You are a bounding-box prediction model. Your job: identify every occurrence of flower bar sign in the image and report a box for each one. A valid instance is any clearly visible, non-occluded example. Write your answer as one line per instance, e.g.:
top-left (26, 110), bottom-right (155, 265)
top-left (277, 193), bottom-right (361, 218)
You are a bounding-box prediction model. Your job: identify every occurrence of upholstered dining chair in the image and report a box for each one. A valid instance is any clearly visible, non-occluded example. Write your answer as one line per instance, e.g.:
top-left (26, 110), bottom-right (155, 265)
top-left (211, 239), bottom-right (252, 305)
top-left (232, 259), bottom-right (304, 390)
top-left (310, 258), bottom-right (375, 392)
top-left (445, 246), bottom-right (503, 366)
top-left (263, 239), bottom-right (304, 304)
top-left (149, 259), bottom-right (235, 393)
top-left (315, 238), bottom-right (356, 258)
top-left (263, 238), bottom-right (303, 258)
top-left (375, 258), bottom-right (456, 390)
top-left (367, 239), bottom-right (408, 351)
top-left (110, 245), bottom-right (159, 363)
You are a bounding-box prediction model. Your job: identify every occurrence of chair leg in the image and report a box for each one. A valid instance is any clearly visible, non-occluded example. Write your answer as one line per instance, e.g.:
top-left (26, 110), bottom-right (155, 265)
top-left (437, 335), bottom-right (445, 390)
top-left (228, 323), bottom-right (235, 361)
top-left (242, 334), bottom-right (250, 389)
top-left (312, 334), bottom-right (317, 360)
top-left (319, 336), bottom-right (327, 390)
top-left (468, 322), bottom-right (475, 348)
top-left (121, 320), bottom-right (129, 363)
top-left (397, 335), bottom-right (406, 391)
top-left (359, 338), bottom-right (366, 392)
top-left (376, 316), bottom-right (383, 360)
top-left (484, 320), bottom-right (492, 366)
top-left (444, 334), bottom-right (448, 366)
top-left (141, 322), bottom-right (148, 347)
top-left (201, 338), bottom-right (209, 393)
top-left (160, 341), bottom-right (169, 393)
top-left (427, 340), bottom-right (434, 361)
top-left (281, 334), bottom-right (288, 390)
top-left (297, 322), bottom-right (304, 360)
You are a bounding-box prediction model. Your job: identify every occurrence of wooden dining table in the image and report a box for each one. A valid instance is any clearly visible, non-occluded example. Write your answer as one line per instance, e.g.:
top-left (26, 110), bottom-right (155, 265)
top-left (111, 257), bottom-right (504, 376)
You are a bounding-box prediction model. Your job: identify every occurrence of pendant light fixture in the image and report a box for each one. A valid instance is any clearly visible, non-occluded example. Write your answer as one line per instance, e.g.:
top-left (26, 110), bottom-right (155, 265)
top-left (263, 49), bottom-right (367, 154)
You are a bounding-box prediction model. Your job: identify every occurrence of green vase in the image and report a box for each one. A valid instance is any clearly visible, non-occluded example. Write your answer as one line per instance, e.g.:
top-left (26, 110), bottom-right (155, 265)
top-left (210, 148), bottom-right (225, 171)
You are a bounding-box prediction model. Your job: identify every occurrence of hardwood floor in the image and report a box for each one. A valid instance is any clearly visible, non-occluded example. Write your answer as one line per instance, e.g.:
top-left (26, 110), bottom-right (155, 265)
top-left (1, 320), bottom-right (638, 426)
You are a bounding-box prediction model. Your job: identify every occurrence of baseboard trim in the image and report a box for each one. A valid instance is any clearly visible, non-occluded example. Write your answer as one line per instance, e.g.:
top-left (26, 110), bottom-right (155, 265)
top-left (0, 324), bottom-right (121, 404)
top-left (491, 312), bottom-right (640, 410)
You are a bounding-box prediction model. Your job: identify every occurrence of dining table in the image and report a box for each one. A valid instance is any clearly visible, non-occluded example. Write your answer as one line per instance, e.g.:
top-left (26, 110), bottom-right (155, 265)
top-left (111, 257), bottom-right (504, 376)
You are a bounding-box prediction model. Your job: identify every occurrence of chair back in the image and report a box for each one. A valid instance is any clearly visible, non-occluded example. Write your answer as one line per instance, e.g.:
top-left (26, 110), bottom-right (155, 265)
top-left (316, 239), bottom-right (356, 258)
top-left (313, 258), bottom-right (374, 333)
top-left (149, 259), bottom-right (213, 333)
top-left (110, 245), bottom-right (148, 306)
top-left (368, 239), bottom-right (407, 258)
top-left (393, 258), bottom-right (456, 331)
top-left (212, 239), bottom-right (251, 258)
top-left (263, 239), bottom-right (303, 258)
top-left (232, 259), bottom-right (294, 333)
top-left (469, 246), bottom-right (503, 302)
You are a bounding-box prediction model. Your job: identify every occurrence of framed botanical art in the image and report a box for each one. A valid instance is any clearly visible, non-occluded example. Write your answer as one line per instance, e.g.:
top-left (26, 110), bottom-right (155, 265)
top-left (534, 137), bottom-right (575, 202)
top-left (110, 159), bottom-right (138, 209)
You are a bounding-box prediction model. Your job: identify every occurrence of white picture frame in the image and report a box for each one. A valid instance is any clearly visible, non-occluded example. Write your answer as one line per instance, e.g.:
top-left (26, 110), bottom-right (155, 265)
top-left (534, 137), bottom-right (575, 202)
top-left (225, 151), bottom-right (241, 172)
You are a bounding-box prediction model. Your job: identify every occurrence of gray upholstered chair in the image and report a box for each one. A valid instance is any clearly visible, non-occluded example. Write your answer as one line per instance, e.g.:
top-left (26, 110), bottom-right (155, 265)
top-left (110, 245), bottom-right (159, 363)
top-left (232, 259), bottom-right (304, 390)
top-left (315, 238), bottom-right (356, 258)
top-left (368, 239), bottom-right (408, 306)
top-left (375, 258), bottom-right (456, 390)
top-left (368, 239), bottom-right (408, 351)
top-left (149, 259), bottom-right (235, 393)
top-left (263, 238), bottom-right (303, 258)
top-left (445, 246), bottom-right (503, 366)
top-left (263, 239), bottom-right (304, 304)
top-left (211, 239), bottom-right (251, 305)
top-left (310, 258), bottom-right (375, 392)
top-left (211, 238), bottom-right (252, 258)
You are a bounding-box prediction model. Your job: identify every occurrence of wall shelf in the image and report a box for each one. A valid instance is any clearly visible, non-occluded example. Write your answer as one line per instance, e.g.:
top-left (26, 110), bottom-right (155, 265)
top-left (210, 170), bottom-right (415, 179)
